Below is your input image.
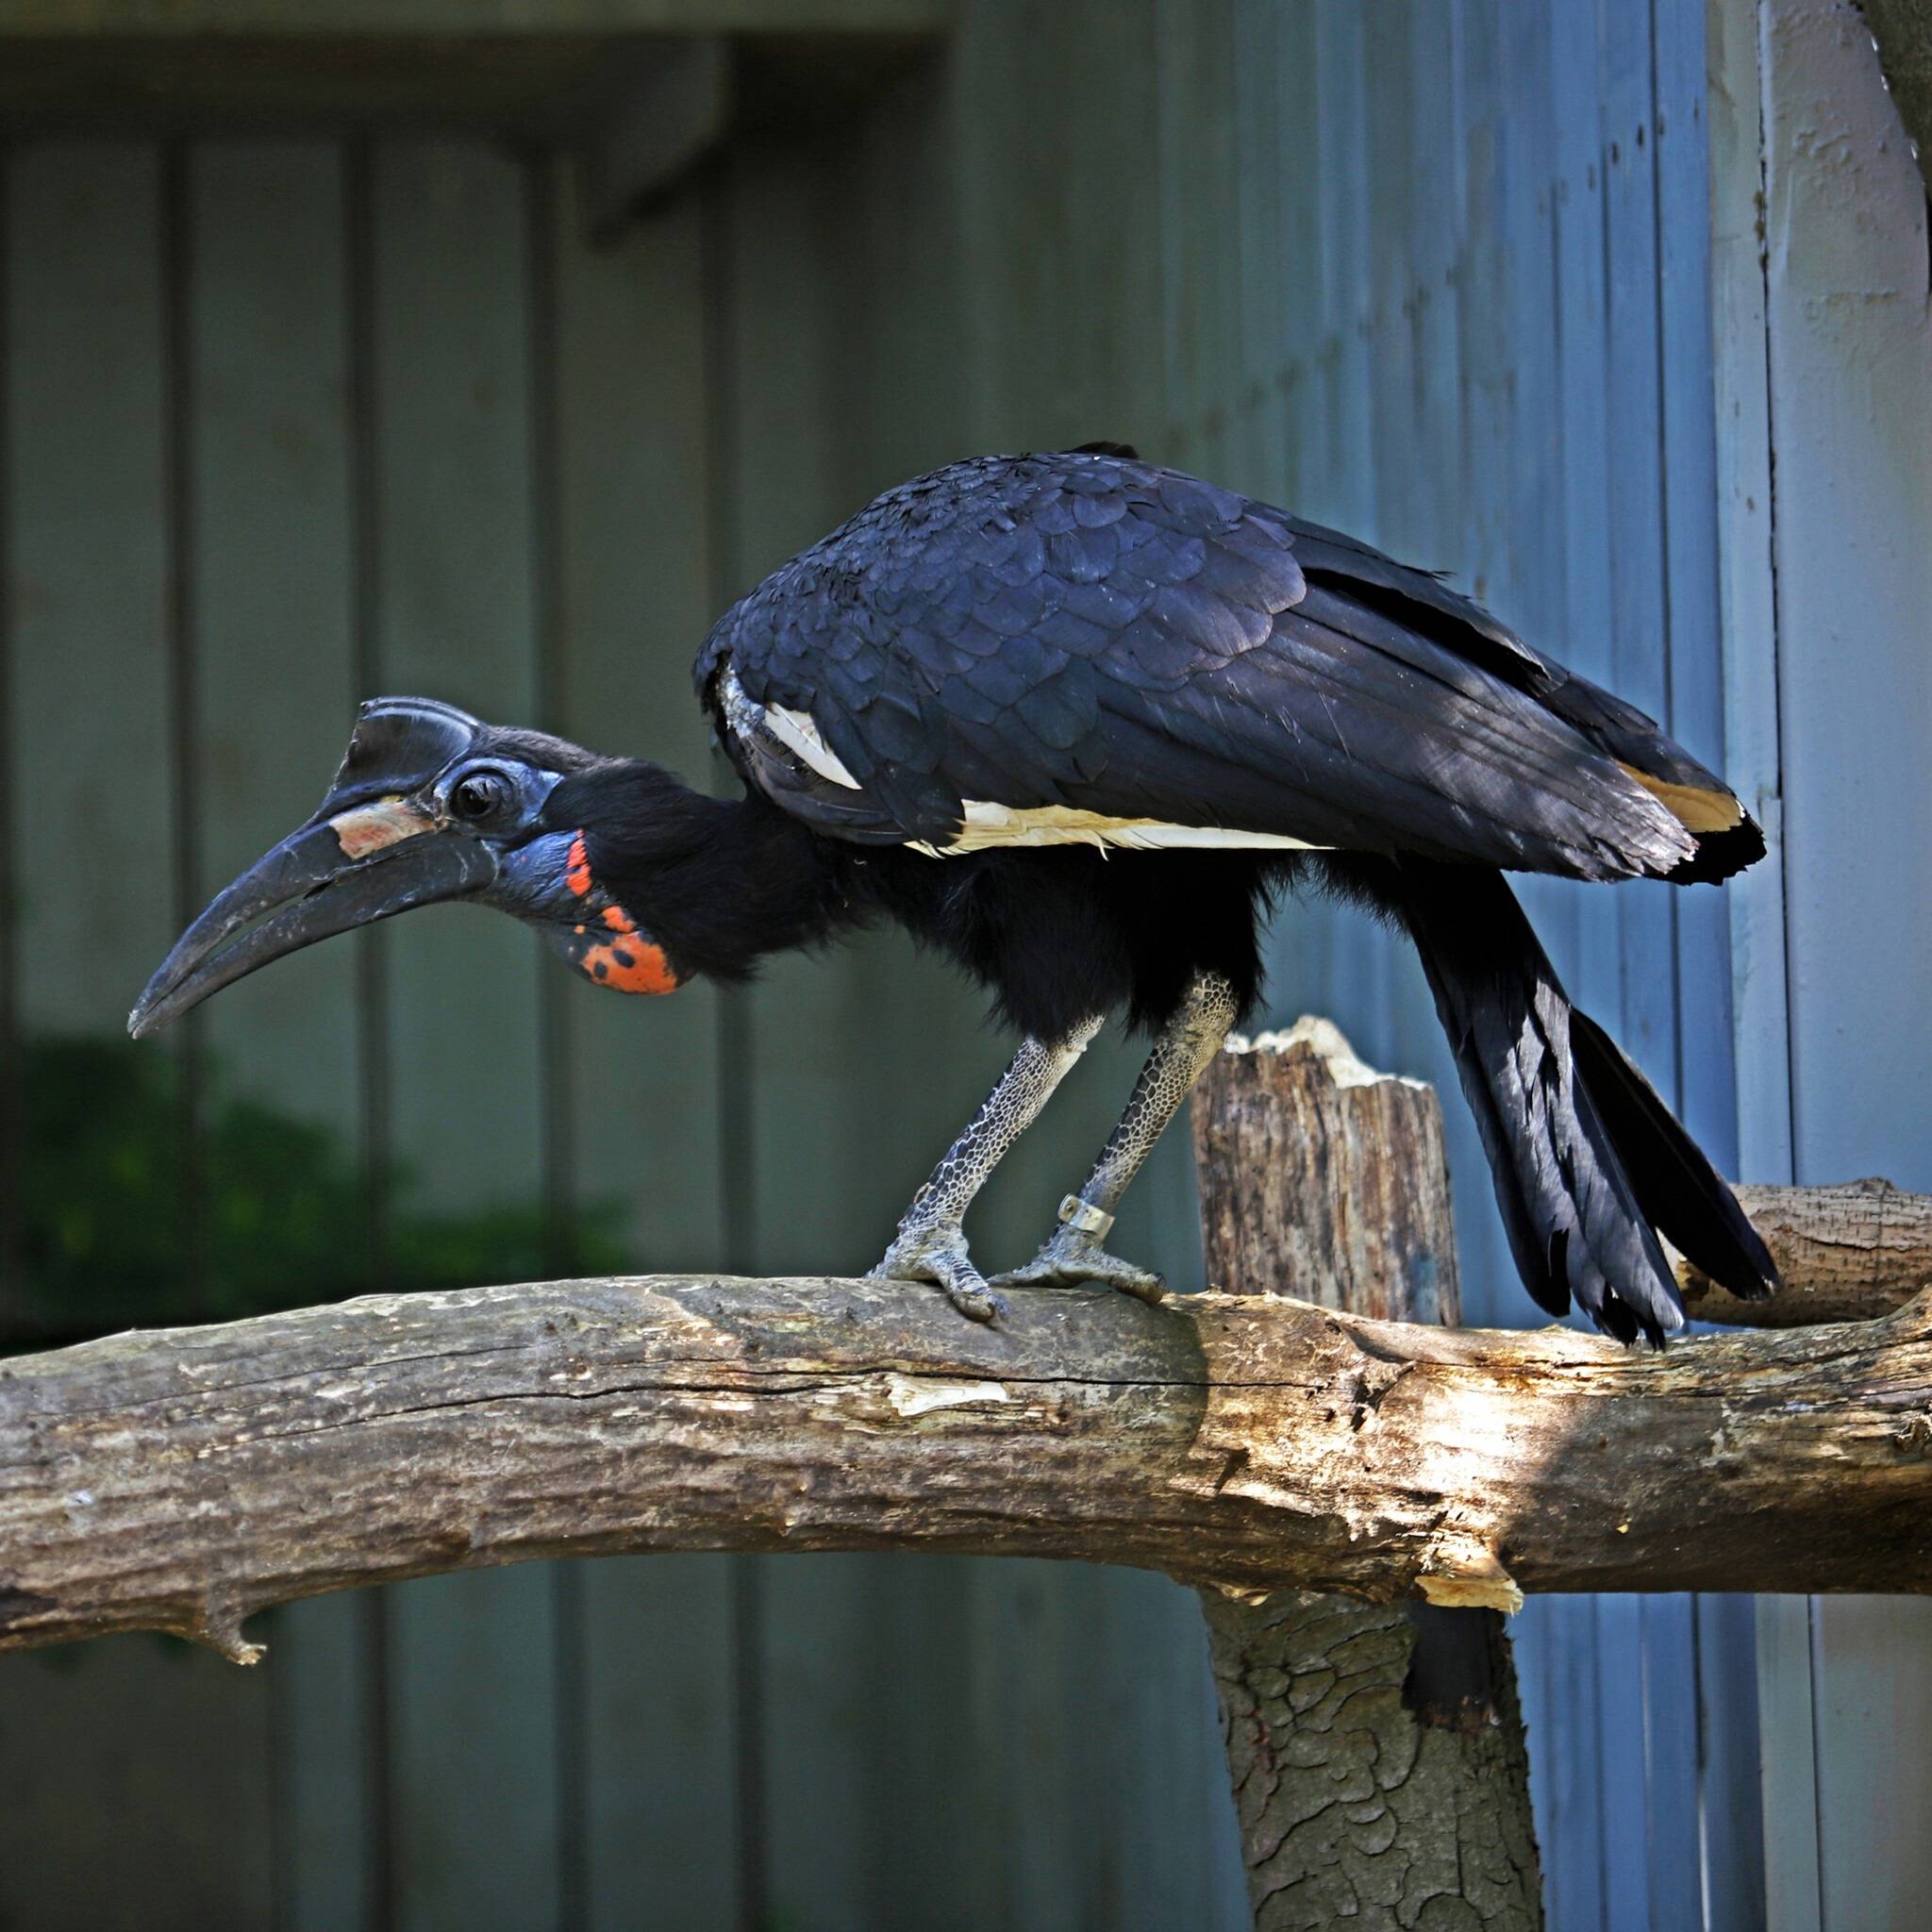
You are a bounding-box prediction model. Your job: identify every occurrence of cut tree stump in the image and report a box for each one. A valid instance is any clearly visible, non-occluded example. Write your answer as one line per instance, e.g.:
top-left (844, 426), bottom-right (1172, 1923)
top-left (1192, 1018), bottom-right (1542, 1932)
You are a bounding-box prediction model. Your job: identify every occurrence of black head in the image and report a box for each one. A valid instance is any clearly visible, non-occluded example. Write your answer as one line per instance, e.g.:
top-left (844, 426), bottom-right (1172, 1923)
top-left (129, 697), bottom-right (683, 1039)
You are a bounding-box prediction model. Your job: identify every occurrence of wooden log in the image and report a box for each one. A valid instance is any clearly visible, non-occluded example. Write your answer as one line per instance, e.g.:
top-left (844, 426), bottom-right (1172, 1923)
top-left (1191, 1018), bottom-right (1541, 1931)
top-left (1676, 1178), bottom-right (1932, 1326)
top-left (3, 1218), bottom-right (1932, 1658)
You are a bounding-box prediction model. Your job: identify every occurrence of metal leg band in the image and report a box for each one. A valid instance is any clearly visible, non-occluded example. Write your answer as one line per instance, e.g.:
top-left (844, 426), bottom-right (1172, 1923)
top-left (1057, 1194), bottom-right (1116, 1241)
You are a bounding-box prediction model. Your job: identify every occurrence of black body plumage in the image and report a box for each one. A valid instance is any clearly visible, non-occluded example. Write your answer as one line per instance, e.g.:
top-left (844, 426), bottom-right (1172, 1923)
top-left (680, 449), bottom-right (1776, 1341)
top-left (133, 448), bottom-right (1778, 1344)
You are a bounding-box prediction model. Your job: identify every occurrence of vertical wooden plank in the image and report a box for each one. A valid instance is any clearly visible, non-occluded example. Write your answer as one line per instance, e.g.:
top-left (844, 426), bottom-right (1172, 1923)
top-left (0, 1640), bottom-right (277, 1931)
top-left (369, 139), bottom-right (543, 1223)
top-left (1638, 1595), bottom-right (1705, 1932)
top-left (1231, 0), bottom-right (1286, 497)
top-left (1156, 0), bottom-right (1240, 477)
top-left (1708, 3), bottom-right (1807, 1918)
top-left (1310, 0), bottom-right (1374, 541)
top-left (1302, 0), bottom-right (1390, 1036)
top-left (4, 145), bottom-right (173, 1043)
top-left (276, 1596), bottom-right (384, 1932)
top-left (1538, 10), bottom-right (1625, 1924)
top-left (1519, 1595), bottom-right (1608, 1932)
top-left (1551, 0), bottom-right (1622, 1036)
top-left (1757, 1596), bottom-right (1824, 1932)
top-left (0, 137), bottom-right (274, 1931)
top-left (366, 138), bottom-right (559, 1932)
top-left (1256, 0), bottom-right (1324, 1014)
top-left (2, 126), bottom-right (268, 1923)
top-left (1600, 7), bottom-right (1702, 1911)
top-left (1657, 0), bottom-right (1741, 1167)
top-left (0, 149), bottom-right (16, 1316)
top-left (1487, 0), bottom-right (1576, 1318)
top-left (549, 170), bottom-right (721, 1277)
top-left (717, 140), bottom-right (958, 1932)
top-left (1809, 1602), bottom-right (1932, 1932)
top-left (183, 137), bottom-right (383, 1932)
top-left (1759, 3), bottom-right (1932, 1184)
top-left (1590, 1589), bottom-right (1651, 1932)
top-left (3, 131), bottom-right (185, 1317)
top-left (187, 143), bottom-right (358, 1154)
top-left (1599, 0), bottom-right (1680, 1088)
top-left (1695, 1592), bottom-right (1770, 1932)
top-left (1438, 0), bottom-right (1540, 1327)
top-left (1656, 8), bottom-right (1765, 1924)
top-left (1706, 0), bottom-right (1794, 1191)
top-left (1757, 9), bottom-right (1932, 1932)
top-left (545, 162), bottom-right (740, 1932)
top-left (961, 1557), bottom-right (1085, 1929)
top-left (828, 57), bottom-right (977, 488)
top-left (1362, 8), bottom-right (1422, 564)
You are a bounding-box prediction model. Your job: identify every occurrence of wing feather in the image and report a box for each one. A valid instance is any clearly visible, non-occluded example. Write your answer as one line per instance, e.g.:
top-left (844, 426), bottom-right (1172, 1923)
top-left (696, 452), bottom-right (1743, 879)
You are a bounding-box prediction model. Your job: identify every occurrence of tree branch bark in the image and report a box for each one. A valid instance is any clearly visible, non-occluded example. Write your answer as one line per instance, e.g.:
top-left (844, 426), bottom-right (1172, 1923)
top-left (1674, 1178), bottom-right (1932, 1325)
top-left (4, 1248), bottom-right (1931, 1659)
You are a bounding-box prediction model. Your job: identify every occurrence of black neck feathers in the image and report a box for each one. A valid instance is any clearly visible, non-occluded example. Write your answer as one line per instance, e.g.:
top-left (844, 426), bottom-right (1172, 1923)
top-left (547, 761), bottom-right (859, 982)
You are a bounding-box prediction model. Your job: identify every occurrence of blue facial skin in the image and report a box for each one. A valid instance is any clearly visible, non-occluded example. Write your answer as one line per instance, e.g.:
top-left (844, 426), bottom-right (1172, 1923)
top-left (420, 758), bottom-right (571, 917)
top-left (490, 826), bottom-right (582, 923)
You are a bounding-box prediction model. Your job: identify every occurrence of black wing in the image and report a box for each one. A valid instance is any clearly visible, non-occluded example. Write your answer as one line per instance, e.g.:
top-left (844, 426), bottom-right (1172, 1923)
top-left (695, 452), bottom-right (1757, 883)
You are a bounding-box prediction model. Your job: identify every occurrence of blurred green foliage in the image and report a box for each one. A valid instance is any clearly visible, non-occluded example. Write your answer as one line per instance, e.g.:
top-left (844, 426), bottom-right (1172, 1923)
top-left (13, 1035), bottom-right (627, 1337)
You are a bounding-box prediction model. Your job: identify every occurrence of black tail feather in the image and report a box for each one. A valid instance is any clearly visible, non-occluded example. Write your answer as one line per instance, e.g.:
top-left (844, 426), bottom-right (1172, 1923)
top-left (1390, 862), bottom-right (1771, 1343)
top-left (1569, 1010), bottom-right (1778, 1302)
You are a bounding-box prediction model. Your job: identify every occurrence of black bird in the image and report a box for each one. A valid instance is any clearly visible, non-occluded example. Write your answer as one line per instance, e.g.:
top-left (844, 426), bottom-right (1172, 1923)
top-left (132, 448), bottom-right (1776, 1341)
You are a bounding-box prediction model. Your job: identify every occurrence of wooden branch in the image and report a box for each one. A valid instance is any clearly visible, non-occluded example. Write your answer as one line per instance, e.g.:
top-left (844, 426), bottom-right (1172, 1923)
top-left (4, 1257), bottom-right (1932, 1659)
top-left (1192, 1020), bottom-right (1541, 1931)
top-left (1675, 1178), bottom-right (1932, 1325)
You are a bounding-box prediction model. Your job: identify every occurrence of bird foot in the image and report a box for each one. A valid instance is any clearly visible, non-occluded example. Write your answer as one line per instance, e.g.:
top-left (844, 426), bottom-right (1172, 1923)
top-left (992, 1228), bottom-right (1167, 1305)
top-left (868, 1225), bottom-right (1008, 1324)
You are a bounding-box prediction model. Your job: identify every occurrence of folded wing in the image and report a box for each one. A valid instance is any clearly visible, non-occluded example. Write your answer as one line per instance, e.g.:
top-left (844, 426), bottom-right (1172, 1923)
top-left (696, 451), bottom-right (1758, 885)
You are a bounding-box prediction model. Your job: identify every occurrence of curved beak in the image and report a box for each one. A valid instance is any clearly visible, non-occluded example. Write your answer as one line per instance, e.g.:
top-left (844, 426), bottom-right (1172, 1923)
top-left (128, 807), bottom-right (499, 1040)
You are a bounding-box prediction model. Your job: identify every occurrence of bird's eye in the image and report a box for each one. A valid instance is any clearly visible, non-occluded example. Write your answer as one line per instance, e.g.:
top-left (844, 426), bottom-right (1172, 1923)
top-left (450, 770), bottom-right (511, 824)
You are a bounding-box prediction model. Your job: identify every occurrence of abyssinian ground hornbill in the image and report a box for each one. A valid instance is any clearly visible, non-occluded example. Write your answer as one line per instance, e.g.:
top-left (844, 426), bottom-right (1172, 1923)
top-left (132, 447), bottom-right (1776, 1342)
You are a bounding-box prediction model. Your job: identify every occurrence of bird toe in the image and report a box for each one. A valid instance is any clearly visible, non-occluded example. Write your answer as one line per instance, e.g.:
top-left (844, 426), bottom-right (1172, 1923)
top-left (869, 1227), bottom-right (1007, 1324)
top-left (994, 1235), bottom-right (1167, 1304)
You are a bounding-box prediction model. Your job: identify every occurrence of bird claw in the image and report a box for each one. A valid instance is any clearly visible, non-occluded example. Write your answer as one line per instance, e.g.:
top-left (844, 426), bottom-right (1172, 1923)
top-left (992, 1229), bottom-right (1167, 1305)
top-left (868, 1227), bottom-right (1008, 1324)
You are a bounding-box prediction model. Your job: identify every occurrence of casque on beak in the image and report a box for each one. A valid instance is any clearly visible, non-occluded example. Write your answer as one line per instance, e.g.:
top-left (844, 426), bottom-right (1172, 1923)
top-left (128, 698), bottom-right (500, 1040)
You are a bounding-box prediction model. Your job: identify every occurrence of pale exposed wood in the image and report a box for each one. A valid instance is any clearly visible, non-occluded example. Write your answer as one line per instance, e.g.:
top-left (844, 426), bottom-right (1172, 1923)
top-left (4, 1234), bottom-right (1931, 1660)
top-left (1191, 1021), bottom-right (1541, 1932)
top-left (1191, 1018), bottom-right (1458, 1324)
top-left (1677, 1180), bottom-right (1932, 1326)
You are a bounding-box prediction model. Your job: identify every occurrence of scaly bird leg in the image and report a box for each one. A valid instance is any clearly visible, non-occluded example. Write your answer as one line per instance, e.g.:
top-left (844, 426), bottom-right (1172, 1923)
top-left (994, 972), bottom-right (1240, 1304)
top-left (871, 1015), bottom-right (1104, 1323)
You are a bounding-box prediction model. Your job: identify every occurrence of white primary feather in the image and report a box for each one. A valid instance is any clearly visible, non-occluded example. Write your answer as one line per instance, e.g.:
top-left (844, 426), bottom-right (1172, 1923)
top-left (911, 802), bottom-right (1328, 857)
